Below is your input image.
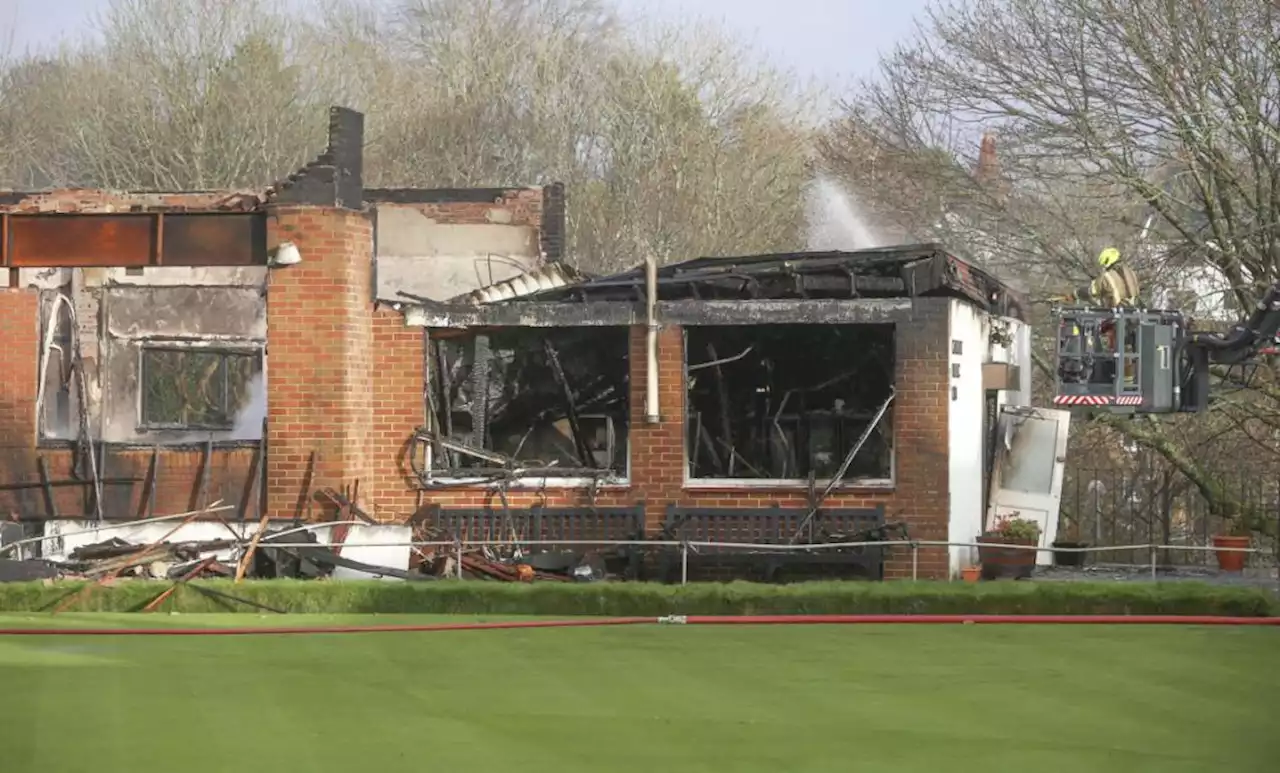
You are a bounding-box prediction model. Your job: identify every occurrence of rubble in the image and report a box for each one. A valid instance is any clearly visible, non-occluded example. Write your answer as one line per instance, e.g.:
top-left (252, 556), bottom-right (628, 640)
top-left (0, 474), bottom-right (909, 586)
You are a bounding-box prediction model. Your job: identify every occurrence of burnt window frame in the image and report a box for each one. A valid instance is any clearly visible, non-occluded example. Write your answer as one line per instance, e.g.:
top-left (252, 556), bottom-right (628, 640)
top-left (425, 326), bottom-right (633, 487)
top-left (682, 323), bottom-right (897, 488)
top-left (136, 343), bottom-right (264, 432)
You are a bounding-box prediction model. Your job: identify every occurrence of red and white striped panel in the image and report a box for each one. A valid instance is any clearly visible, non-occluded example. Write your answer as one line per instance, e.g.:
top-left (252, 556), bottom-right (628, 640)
top-left (1053, 394), bottom-right (1144, 406)
top-left (1054, 395), bottom-right (1112, 406)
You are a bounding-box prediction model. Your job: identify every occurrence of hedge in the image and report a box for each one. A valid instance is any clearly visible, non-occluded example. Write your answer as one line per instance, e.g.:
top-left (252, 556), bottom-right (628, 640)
top-left (0, 579), bottom-right (1275, 617)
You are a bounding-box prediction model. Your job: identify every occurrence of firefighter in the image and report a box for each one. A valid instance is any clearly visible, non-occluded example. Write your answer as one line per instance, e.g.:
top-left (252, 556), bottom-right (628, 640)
top-left (1093, 248), bottom-right (1123, 382)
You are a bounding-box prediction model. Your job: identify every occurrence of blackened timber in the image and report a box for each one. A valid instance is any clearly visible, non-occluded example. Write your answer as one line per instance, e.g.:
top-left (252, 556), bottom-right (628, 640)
top-left (431, 340), bottom-right (454, 467)
top-left (542, 339), bottom-right (595, 469)
top-left (137, 447), bottom-right (158, 520)
top-left (470, 335), bottom-right (492, 451)
top-left (409, 298), bottom-right (915, 328)
top-left (706, 344), bottom-right (736, 476)
top-left (0, 476), bottom-right (142, 492)
top-left (36, 458), bottom-right (58, 517)
top-left (316, 487), bottom-right (377, 525)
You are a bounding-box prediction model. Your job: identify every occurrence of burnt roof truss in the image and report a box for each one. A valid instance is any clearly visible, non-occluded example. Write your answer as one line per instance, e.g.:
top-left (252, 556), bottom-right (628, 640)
top-left (402, 243), bottom-right (1026, 328)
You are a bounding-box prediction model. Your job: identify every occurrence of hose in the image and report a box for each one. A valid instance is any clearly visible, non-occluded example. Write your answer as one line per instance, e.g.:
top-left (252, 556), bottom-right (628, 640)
top-left (1, 614), bottom-right (1276, 636)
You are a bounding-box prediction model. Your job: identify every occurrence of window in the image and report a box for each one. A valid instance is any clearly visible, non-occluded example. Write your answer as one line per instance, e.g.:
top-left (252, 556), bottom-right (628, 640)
top-left (139, 346), bottom-right (264, 430)
top-left (685, 324), bottom-right (895, 484)
top-left (427, 327), bottom-right (630, 482)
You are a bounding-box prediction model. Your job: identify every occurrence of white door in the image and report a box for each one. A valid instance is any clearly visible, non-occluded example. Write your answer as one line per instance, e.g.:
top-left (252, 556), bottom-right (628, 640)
top-left (986, 406), bottom-right (1071, 566)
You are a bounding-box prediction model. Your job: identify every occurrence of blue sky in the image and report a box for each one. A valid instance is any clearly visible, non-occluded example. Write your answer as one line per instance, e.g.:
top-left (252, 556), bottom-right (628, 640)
top-left (5, 0), bottom-right (929, 88)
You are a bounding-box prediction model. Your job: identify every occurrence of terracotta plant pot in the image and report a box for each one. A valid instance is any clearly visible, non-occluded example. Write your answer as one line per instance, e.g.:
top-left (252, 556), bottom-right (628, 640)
top-left (1211, 535), bottom-right (1250, 573)
top-left (960, 565), bottom-right (982, 583)
top-left (1051, 540), bottom-right (1089, 568)
top-left (977, 535), bottom-right (1038, 580)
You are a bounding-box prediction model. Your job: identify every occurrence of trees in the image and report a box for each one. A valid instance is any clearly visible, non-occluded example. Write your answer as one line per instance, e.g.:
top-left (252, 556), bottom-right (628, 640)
top-left (0, 0), bottom-right (329, 190)
top-left (0, 0), bottom-right (815, 272)
top-left (822, 0), bottom-right (1280, 536)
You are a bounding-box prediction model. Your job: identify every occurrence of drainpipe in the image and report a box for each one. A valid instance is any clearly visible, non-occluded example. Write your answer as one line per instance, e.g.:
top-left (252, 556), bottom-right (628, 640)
top-left (645, 255), bottom-right (660, 425)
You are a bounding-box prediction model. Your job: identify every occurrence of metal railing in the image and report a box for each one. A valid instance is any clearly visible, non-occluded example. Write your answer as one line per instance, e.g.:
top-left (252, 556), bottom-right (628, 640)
top-left (1063, 467), bottom-right (1280, 563)
top-left (6, 519), bottom-right (1275, 583)
top-left (233, 537), bottom-right (1277, 583)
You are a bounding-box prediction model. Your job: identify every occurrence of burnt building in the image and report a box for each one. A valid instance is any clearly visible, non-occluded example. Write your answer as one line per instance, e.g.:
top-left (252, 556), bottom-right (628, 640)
top-left (399, 246), bottom-right (1033, 578)
top-left (0, 106), bottom-right (1030, 580)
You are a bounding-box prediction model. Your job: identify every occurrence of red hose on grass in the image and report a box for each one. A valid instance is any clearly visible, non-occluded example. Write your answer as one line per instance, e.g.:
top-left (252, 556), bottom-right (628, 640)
top-left (0, 614), bottom-right (1277, 636)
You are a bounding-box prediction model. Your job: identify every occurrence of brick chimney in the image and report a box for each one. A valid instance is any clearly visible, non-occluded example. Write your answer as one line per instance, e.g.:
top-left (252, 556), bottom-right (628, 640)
top-left (975, 132), bottom-right (999, 184)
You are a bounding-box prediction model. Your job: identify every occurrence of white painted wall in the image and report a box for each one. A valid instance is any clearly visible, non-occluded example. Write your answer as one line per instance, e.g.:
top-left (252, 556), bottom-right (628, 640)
top-left (947, 301), bottom-right (987, 576)
top-left (373, 204), bottom-right (540, 302)
top-left (946, 300), bottom-right (1032, 576)
top-left (304, 524), bottom-right (412, 581)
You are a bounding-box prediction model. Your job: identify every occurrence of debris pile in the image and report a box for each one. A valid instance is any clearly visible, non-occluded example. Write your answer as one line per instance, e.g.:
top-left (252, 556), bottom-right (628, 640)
top-left (0, 495), bottom-right (619, 585)
top-left (66, 537), bottom-right (238, 580)
top-left (418, 545), bottom-right (610, 583)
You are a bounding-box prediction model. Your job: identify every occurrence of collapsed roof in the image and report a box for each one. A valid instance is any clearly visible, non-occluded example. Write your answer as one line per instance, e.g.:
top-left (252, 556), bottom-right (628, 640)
top-left (407, 243), bottom-right (1028, 324)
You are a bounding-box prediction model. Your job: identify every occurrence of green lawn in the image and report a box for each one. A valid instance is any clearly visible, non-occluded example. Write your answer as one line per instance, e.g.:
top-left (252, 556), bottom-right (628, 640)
top-left (0, 615), bottom-right (1275, 773)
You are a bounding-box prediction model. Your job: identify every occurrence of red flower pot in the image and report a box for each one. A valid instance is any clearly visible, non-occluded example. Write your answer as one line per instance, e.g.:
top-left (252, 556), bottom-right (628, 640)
top-left (977, 535), bottom-right (1038, 580)
top-left (1212, 535), bottom-right (1250, 573)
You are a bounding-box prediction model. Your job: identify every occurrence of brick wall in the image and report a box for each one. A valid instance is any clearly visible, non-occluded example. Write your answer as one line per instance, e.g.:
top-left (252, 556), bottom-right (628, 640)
top-left (366, 188), bottom-right (544, 229)
top-left (419, 300), bottom-right (953, 578)
top-left (1, 286), bottom-right (260, 521)
top-left (370, 308), bottom-right (424, 519)
top-left (0, 446), bottom-right (259, 521)
top-left (0, 289), bottom-right (41, 515)
top-left (0, 445), bottom-right (260, 522)
top-left (264, 206), bottom-right (375, 520)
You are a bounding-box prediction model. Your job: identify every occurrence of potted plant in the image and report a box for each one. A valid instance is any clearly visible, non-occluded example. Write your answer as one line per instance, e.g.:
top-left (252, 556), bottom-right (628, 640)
top-left (977, 514), bottom-right (1042, 580)
top-left (1211, 518), bottom-right (1252, 573)
top-left (960, 565), bottom-right (982, 583)
top-left (1051, 512), bottom-right (1089, 568)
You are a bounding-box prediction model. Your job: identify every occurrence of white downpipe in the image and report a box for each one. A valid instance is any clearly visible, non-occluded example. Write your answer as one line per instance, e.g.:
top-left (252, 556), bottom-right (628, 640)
top-left (644, 255), bottom-right (660, 424)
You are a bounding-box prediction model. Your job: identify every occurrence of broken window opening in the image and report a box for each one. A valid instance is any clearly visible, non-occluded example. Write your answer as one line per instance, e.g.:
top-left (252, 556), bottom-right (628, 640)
top-left (427, 327), bottom-right (630, 481)
top-left (139, 346), bottom-right (264, 431)
top-left (685, 324), bottom-right (895, 484)
top-left (38, 289), bottom-right (78, 441)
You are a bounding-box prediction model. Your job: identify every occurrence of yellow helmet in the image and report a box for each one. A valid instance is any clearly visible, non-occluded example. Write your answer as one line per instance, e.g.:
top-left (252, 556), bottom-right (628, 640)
top-left (1098, 247), bottom-right (1121, 268)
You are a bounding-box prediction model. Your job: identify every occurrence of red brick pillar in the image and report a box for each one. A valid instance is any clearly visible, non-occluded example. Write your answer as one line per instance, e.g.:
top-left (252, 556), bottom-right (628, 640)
top-left (369, 309), bottom-right (425, 520)
top-left (884, 300), bottom-right (951, 579)
top-left (0, 290), bottom-right (40, 512)
top-left (0, 290), bottom-right (39, 447)
top-left (264, 206), bottom-right (375, 520)
top-left (628, 325), bottom-right (685, 531)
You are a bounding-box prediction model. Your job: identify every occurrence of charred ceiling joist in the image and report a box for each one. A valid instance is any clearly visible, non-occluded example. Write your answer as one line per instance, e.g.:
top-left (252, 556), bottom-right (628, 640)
top-left (686, 324), bottom-right (896, 483)
top-left (414, 327), bottom-right (630, 484)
